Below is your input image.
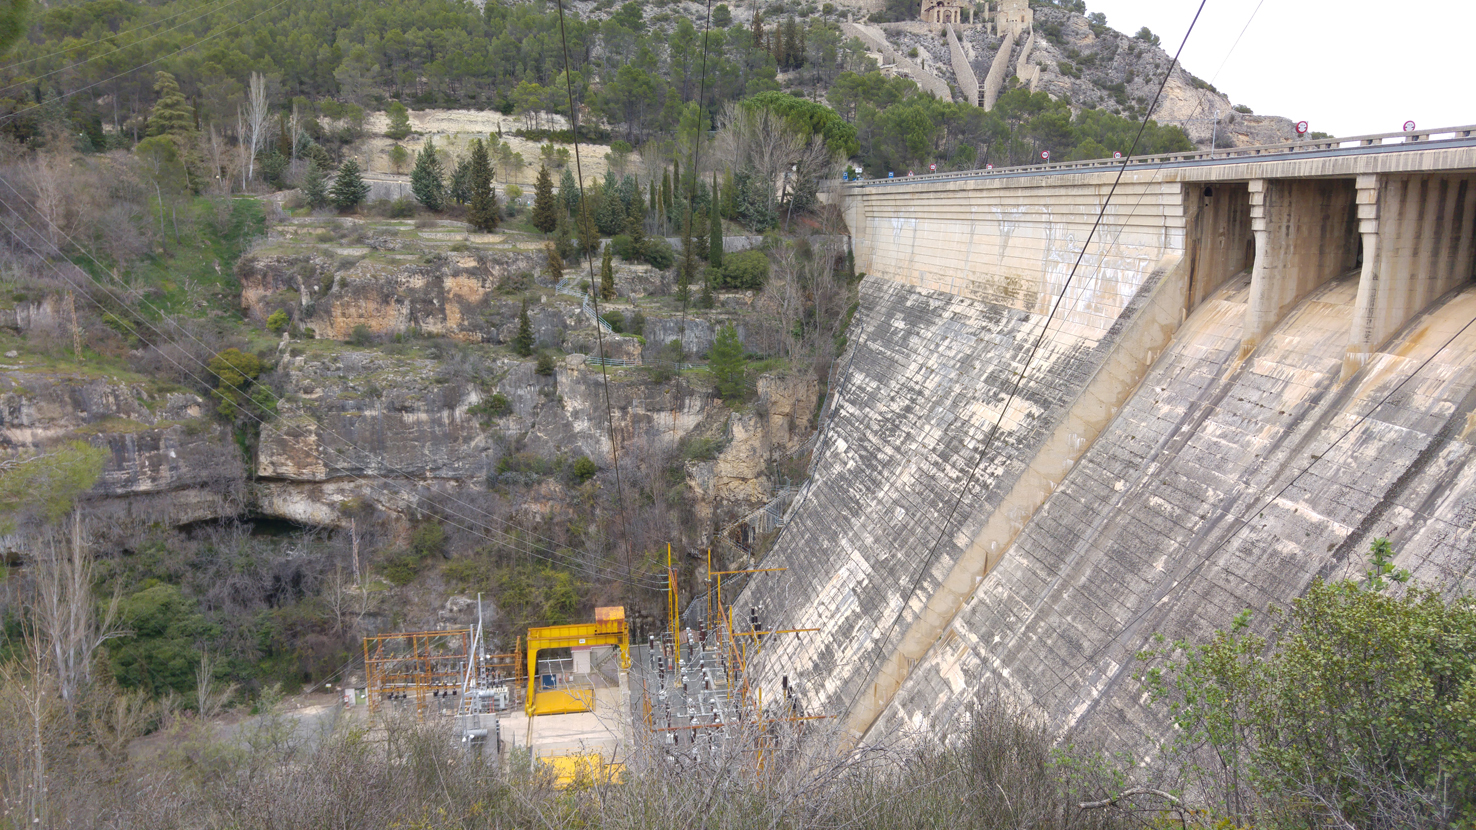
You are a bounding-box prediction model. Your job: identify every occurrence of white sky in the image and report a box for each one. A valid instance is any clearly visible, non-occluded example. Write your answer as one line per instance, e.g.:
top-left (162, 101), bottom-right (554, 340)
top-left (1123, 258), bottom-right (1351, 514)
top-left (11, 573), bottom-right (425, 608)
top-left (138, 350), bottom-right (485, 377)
top-left (1083, 0), bottom-right (1476, 138)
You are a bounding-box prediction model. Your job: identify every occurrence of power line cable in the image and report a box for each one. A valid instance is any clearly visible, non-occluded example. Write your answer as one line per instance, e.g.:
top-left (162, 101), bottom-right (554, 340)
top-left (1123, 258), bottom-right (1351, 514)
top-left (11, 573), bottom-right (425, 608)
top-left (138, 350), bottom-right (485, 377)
top-left (551, 0), bottom-right (641, 592)
top-left (838, 0), bottom-right (1212, 724)
top-left (0, 173), bottom-right (629, 572)
top-left (0, 0), bottom-right (294, 126)
top-left (0, 0), bottom-right (252, 97)
top-left (1031, 307), bottom-right (1476, 705)
top-left (1, 0), bottom-right (241, 72)
top-left (0, 183), bottom-right (665, 590)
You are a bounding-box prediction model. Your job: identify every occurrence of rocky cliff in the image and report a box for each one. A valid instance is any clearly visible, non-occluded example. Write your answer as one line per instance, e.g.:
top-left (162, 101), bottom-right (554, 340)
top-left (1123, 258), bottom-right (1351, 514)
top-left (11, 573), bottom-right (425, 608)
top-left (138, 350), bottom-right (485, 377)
top-left (0, 366), bottom-right (244, 530)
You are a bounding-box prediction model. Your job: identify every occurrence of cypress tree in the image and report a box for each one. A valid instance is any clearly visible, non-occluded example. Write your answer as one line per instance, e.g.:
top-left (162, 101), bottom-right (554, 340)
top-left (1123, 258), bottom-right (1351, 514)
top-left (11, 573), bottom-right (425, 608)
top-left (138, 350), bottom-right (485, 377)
top-left (599, 245), bottom-right (615, 301)
top-left (531, 165), bottom-right (558, 233)
top-left (410, 136), bottom-right (445, 211)
top-left (648, 179), bottom-right (657, 214)
top-left (467, 138), bottom-right (499, 232)
top-left (329, 158), bottom-right (370, 210)
top-left (576, 199), bottom-right (600, 260)
top-left (513, 297), bottom-right (535, 356)
top-left (709, 176), bottom-right (724, 269)
top-left (626, 199), bottom-right (646, 262)
top-left (147, 71), bottom-right (194, 138)
top-left (673, 156), bottom-right (681, 200)
top-left (449, 157), bottom-right (472, 205)
top-left (708, 324), bottom-right (745, 400)
top-left (595, 177), bottom-right (626, 236)
top-left (560, 167), bottom-right (580, 215)
top-left (302, 161), bottom-right (328, 209)
top-left (661, 169), bottom-right (673, 216)
top-left (544, 240), bottom-right (564, 283)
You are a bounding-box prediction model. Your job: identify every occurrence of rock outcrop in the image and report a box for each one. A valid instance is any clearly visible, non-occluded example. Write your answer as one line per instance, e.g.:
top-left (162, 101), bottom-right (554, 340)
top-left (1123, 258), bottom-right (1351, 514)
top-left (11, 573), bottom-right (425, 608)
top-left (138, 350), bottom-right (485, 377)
top-left (0, 368), bottom-right (244, 528)
top-left (238, 249), bottom-right (546, 342)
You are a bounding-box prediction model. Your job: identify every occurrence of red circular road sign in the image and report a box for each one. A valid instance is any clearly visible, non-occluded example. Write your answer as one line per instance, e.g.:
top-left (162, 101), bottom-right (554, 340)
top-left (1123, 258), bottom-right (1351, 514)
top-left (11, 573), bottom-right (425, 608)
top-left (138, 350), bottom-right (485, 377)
top-left (1113, 151), bottom-right (1122, 159)
top-left (1295, 120), bottom-right (1309, 135)
top-left (929, 163), bottom-right (936, 172)
top-left (1041, 150), bottom-right (1051, 160)
top-left (985, 163), bottom-right (993, 169)
top-left (1403, 120), bottom-right (1417, 132)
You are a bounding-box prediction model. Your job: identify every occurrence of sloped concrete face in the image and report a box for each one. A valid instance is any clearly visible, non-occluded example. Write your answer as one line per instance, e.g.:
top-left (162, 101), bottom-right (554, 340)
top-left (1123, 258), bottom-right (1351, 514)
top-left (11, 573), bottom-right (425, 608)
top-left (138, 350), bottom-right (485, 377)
top-left (735, 240), bottom-right (1187, 732)
top-left (875, 273), bottom-right (1476, 745)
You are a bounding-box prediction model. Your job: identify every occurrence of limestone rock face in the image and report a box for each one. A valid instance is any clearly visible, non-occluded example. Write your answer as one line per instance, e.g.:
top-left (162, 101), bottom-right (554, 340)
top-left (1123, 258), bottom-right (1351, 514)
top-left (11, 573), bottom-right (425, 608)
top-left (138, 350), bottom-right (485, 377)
top-left (238, 250), bottom-right (545, 341)
top-left (0, 369), bottom-right (243, 526)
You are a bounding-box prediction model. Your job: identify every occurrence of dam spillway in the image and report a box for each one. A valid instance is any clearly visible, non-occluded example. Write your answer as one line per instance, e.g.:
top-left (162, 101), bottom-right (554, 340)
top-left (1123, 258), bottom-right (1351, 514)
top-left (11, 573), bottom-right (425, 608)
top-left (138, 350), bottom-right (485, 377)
top-left (737, 128), bottom-right (1476, 744)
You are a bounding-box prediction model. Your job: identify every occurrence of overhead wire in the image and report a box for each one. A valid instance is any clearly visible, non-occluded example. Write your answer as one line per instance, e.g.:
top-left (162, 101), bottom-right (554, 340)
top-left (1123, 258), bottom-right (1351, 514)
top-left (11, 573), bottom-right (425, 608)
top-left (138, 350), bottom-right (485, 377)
top-left (0, 179), bottom-right (665, 590)
top-left (1, 0), bottom-right (243, 72)
top-left (551, 0), bottom-right (640, 591)
top-left (1028, 309), bottom-right (1476, 704)
top-left (0, 0), bottom-right (253, 97)
top-left (0, 0), bottom-right (294, 126)
top-left (837, 0), bottom-right (1212, 722)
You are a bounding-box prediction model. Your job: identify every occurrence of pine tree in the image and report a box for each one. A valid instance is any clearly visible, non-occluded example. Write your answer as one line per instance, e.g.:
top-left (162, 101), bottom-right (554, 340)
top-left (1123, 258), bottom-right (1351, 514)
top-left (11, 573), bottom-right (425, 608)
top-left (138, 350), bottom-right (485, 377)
top-left (466, 138), bottom-right (499, 232)
top-left (513, 297), bottom-right (535, 356)
top-left (560, 167), bottom-right (580, 215)
top-left (330, 158), bottom-right (370, 210)
top-left (410, 136), bottom-right (445, 211)
top-left (385, 101), bottom-right (411, 140)
top-left (302, 161), bottom-right (329, 209)
top-left (709, 174), bottom-right (724, 268)
top-left (449, 157), bottom-right (472, 205)
top-left (709, 324), bottom-right (745, 400)
top-left (531, 165), bottom-right (558, 233)
top-left (600, 245), bottom-right (616, 301)
top-left (147, 71), bottom-right (194, 138)
top-left (625, 199), bottom-right (647, 262)
top-left (595, 177), bottom-right (626, 236)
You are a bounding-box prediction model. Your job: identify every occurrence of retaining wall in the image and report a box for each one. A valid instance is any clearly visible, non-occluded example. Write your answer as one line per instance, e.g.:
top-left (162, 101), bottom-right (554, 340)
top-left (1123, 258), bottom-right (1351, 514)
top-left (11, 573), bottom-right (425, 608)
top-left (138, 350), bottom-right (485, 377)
top-left (946, 24), bottom-right (979, 106)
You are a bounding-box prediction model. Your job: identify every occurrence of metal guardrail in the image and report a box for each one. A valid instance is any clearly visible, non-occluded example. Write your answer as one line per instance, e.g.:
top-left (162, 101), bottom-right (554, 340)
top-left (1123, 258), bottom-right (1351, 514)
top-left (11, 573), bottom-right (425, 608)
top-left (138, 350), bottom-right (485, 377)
top-left (838, 123), bottom-right (1476, 188)
top-left (584, 356), bottom-right (641, 367)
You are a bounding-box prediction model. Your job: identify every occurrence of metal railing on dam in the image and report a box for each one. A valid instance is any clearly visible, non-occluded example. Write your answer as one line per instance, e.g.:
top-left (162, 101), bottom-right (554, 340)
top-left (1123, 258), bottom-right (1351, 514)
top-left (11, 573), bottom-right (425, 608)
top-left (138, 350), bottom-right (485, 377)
top-left (837, 123), bottom-right (1476, 187)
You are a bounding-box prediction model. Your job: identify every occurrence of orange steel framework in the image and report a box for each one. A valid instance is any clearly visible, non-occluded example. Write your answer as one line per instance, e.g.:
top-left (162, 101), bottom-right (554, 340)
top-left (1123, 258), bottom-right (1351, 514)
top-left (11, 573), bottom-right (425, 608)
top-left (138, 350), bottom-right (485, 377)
top-left (639, 549), bottom-right (828, 770)
top-left (364, 629), bottom-right (525, 717)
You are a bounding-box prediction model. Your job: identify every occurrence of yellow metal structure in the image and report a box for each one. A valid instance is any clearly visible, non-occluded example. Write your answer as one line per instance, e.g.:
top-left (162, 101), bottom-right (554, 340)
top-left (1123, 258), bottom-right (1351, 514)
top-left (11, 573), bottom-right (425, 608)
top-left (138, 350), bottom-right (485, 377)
top-left (525, 607), bottom-right (629, 716)
top-left (541, 753), bottom-right (626, 789)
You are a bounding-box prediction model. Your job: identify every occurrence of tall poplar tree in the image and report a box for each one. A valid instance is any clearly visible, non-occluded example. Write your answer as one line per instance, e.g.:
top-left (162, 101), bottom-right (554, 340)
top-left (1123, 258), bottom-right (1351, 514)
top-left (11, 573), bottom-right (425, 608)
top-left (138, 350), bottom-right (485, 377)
top-left (708, 174), bottom-right (724, 268)
top-left (466, 138), bottom-right (499, 232)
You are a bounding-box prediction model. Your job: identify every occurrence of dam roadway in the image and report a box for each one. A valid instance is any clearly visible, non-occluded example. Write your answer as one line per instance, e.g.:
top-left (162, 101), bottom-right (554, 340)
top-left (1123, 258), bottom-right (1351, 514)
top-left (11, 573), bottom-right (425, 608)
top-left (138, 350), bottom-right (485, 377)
top-left (736, 125), bottom-right (1476, 747)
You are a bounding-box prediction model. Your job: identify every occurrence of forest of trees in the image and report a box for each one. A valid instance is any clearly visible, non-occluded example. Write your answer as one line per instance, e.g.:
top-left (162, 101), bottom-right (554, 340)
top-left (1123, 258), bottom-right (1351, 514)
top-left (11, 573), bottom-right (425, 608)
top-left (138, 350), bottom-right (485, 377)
top-left (0, 0), bottom-right (871, 148)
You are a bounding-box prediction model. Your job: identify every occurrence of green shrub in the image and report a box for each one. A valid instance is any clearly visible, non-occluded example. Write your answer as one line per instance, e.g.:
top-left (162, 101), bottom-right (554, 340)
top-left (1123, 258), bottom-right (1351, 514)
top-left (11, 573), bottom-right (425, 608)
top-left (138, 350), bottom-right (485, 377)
top-left (535, 351), bottom-right (557, 376)
top-left (349, 324), bottom-right (374, 346)
top-left (469, 392), bottom-right (512, 423)
top-left (379, 551), bottom-right (423, 586)
top-left (643, 237), bottom-right (674, 270)
top-left (627, 310), bottom-right (645, 336)
top-left (717, 249), bottom-right (768, 289)
top-left (610, 233), bottom-right (635, 260)
top-left (569, 455), bottom-right (598, 484)
top-left (266, 309), bottom-right (290, 333)
top-left (603, 310), bottom-right (625, 333)
top-left (388, 196), bottom-right (416, 218)
top-left (410, 520), bottom-right (447, 559)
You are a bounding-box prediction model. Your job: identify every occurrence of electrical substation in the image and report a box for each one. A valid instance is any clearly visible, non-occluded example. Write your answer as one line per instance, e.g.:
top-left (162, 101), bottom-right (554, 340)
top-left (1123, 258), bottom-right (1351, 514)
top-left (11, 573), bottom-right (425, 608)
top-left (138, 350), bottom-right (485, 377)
top-left (356, 545), bottom-right (827, 785)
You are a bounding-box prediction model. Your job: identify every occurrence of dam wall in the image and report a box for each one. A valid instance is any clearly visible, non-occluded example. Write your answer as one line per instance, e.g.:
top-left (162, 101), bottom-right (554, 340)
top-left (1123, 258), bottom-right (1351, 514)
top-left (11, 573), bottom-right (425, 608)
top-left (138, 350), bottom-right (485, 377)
top-left (876, 273), bottom-right (1476, 744)
top-left (740, 173), bottom-right (1192, 730)
top-left (746, 139), bottom-right (1476, 744)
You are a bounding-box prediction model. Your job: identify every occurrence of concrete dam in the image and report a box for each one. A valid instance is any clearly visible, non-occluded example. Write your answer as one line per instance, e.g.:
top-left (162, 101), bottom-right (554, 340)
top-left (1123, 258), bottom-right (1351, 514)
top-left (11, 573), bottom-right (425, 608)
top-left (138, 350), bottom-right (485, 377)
top-left (736, 127), bottom-right (1476, 746)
